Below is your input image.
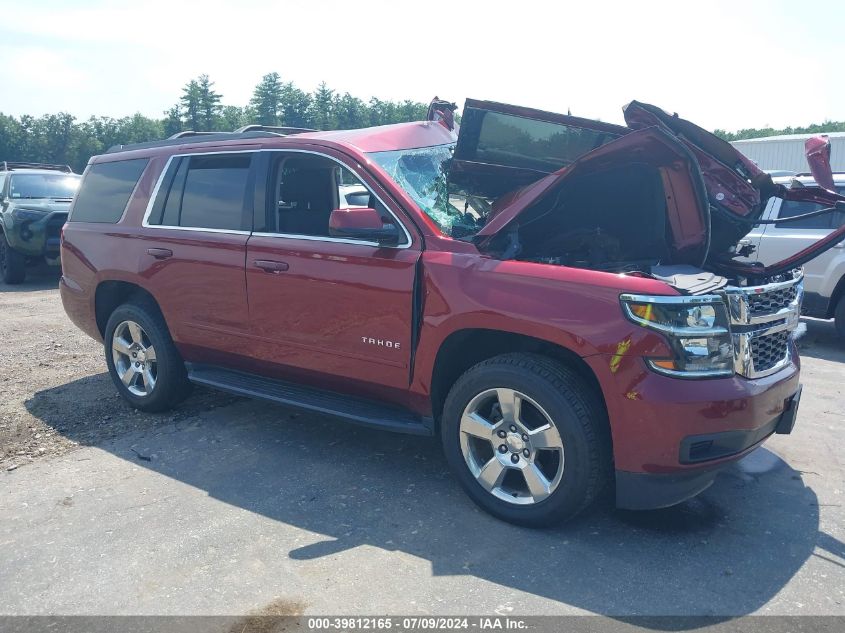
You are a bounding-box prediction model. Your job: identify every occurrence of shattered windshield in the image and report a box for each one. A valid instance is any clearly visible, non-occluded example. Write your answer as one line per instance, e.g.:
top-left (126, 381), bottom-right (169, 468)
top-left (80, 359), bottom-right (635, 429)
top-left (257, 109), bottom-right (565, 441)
top-left (369, 144), bottom-right (484, 238)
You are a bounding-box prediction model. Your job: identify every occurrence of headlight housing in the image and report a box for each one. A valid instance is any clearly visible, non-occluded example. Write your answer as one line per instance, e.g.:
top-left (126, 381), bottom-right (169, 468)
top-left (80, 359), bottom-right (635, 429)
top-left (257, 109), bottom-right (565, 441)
top-left (620, 294), bottom-right (734, 378)
top-left (12, 208), bottom-right (49, 222)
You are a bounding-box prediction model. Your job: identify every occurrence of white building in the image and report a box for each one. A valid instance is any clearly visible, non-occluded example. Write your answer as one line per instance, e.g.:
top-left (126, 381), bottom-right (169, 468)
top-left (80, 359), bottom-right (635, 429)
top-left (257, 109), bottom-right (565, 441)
top-left (730, 131), bottom-right (845, 174)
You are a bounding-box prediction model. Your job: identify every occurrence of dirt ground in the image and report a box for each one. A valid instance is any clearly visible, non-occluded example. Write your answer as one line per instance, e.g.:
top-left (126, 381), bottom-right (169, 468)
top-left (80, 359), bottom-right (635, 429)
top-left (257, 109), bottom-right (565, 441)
top-left (0, 265), bottom-right (239, 470)
top-left (1, 265), bottom-right (844, 621)
top-left (1, 265), bottom-right (842, 471)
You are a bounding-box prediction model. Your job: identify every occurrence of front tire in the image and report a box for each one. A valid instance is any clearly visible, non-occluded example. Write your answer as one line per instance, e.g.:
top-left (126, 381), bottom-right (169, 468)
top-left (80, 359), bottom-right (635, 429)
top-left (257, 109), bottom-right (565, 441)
top-left (441, 353), bottom-right (611, 527)
top-left (0, 232), bottom-right (26, 284)
top-left (104, 300), bottom-right (191, 412)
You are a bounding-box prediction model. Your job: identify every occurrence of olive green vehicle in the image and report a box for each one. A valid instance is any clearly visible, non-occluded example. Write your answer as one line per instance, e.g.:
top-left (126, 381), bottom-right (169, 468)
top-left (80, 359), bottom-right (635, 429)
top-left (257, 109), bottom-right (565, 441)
top-left (0, 163), bottom-right (81, 284)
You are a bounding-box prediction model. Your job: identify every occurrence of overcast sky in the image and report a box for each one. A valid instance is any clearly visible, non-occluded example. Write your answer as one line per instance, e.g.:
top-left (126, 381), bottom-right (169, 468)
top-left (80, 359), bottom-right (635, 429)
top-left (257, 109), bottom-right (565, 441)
top-left (0, 0), bottom-right (842, 132)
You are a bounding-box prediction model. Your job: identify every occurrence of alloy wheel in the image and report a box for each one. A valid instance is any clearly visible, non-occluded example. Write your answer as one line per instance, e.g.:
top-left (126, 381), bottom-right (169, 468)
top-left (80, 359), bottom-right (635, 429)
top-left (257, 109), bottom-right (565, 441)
top-left (111, 320), bottom-right (157, 397)
top-left (459, 388), bottom-right (565, 505)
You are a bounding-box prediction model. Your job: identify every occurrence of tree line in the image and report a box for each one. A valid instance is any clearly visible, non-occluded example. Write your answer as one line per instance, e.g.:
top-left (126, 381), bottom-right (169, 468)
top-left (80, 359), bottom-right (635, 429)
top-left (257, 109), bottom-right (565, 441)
top-left (0, 73), bottom-right (430, 173)
top-left (714, 120), bottom-right (845, 142)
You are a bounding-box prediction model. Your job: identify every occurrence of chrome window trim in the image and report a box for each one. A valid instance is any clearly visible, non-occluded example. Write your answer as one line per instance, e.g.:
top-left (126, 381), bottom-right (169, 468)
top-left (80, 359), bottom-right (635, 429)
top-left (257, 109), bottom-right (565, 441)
top-left (141, 150), bottom-right (255, 235)
top-left (251, 232), bottom-right (380, 247)
top-left (141, 148), bottom-right (413, 247)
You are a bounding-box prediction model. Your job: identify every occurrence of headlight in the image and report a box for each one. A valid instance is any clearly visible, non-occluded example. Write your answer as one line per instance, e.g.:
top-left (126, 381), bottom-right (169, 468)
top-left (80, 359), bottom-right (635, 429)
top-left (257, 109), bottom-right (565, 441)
top-left (620, 294), bottom-right (734, 378)
top-left (12, 208), bottom-right (49, 222)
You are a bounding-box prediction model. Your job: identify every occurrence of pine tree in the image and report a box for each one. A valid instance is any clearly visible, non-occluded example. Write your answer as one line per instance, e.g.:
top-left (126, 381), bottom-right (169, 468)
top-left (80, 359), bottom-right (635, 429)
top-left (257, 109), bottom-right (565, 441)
top-left (280, 82), bottom-right (312, 128)
top-left (250, 73), bottom-right (284, 126)
top-left (334, 93), bottom-right (366, 129)
top-left (308, 82), bottom-right (336, 130)
top-left (196, 74), bottom-right (222, 131)
top-left (163, 105), bottom-right (182, 137)
top-left (180, 80), bottom-right (201, 131)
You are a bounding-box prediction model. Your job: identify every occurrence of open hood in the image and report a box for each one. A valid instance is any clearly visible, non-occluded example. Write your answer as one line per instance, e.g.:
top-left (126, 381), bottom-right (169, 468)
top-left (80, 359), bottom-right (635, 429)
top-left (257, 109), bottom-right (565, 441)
top-left (451, 99), bottom-right (845, 275)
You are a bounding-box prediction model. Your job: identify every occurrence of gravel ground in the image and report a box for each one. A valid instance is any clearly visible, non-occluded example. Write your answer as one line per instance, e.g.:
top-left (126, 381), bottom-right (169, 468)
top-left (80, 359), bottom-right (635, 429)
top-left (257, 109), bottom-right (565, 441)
top-left (1, 264), bottom-right (843, 622)
top-left (0, 265), bottom-right (239, 471)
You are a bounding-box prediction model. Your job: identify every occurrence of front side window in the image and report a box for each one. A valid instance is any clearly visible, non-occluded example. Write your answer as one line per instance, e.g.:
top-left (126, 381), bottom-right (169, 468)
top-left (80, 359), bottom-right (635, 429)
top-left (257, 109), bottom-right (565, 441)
top-left (265, 152), bottom-right (406, 244)
top-left (70, 160), bottom-right (146, 223)
top-left (10, 173), bottom-right (81, 200)
top-left (149, 153), bottom-right (252, 231)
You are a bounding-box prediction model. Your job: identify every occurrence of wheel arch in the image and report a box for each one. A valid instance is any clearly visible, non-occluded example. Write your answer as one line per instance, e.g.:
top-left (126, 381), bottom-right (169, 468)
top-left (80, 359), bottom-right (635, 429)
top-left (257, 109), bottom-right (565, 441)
top-left (429, 328), bottom-right (610, 435)
top-left (827, 273), bottom-right (845, 319)
top-left (94, 280), bottom-right (164, 338)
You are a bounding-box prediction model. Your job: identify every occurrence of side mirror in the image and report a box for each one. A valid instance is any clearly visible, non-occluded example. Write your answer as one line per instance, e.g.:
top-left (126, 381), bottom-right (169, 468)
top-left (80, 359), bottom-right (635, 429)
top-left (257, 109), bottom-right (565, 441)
top-left (329, 207), bottom-right (400, 245)
top-left (805, 135), bottom-right (835, 191)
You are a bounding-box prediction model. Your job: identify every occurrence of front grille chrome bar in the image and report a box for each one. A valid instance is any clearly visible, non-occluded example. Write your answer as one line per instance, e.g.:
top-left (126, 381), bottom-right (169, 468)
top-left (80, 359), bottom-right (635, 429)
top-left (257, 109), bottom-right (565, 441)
top-left (720, 270), bottom-right (803, 379)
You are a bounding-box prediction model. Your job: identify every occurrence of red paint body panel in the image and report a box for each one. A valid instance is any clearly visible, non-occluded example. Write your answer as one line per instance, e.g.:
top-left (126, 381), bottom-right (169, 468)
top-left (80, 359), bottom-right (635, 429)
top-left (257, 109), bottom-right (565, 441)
top-left (61, 114), bottom-right (804, 490)
top-left (584, 347), bottom-right (799, 473)
top-left (244, 235), bottom-right (420, 401)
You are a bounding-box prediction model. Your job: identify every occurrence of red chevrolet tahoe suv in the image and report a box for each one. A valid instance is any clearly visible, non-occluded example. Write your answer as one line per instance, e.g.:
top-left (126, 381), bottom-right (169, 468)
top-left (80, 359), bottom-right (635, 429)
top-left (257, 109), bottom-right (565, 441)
top-left (60, 99), bottom-right (845, 526)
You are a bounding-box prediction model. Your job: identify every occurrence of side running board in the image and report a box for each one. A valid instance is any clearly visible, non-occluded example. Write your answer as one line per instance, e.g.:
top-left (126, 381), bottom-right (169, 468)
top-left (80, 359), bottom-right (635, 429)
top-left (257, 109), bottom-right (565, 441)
top-left (186, 363), bottom-right (434, 436)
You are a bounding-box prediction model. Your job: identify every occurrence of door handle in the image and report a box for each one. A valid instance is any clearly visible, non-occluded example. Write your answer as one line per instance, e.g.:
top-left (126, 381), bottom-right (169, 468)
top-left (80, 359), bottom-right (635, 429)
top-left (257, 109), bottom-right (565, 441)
top-left (146, 248), bottom-right (173, 259)
top-left (254, 259), bottom-right (289, 273)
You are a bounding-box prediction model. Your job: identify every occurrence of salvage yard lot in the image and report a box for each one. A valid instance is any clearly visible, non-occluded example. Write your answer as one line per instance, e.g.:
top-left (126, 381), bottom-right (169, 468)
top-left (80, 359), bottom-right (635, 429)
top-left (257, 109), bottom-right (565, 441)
top-left (1, 268), bottom-right (844, 618)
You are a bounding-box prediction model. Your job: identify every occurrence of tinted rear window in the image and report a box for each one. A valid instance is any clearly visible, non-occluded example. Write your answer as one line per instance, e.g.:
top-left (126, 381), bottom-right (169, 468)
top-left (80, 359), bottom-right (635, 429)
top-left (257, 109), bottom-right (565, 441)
top-left (70, 159), bottom-right (149, 223)
top-left (148, 153), bottom-right (252, 231)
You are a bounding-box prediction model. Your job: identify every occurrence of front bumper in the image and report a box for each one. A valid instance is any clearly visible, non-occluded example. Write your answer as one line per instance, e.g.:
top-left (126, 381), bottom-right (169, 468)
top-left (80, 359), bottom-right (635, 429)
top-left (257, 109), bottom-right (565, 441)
top-left (616, 384), bottom-right (802, 510)
top-left (4, 213), bottom-right (67, 259)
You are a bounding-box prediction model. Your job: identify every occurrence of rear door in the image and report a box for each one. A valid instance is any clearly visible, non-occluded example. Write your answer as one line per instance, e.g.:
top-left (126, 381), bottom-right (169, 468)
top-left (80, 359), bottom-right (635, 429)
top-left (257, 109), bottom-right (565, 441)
top-left (141, 151), bottom-right (254, 361)
top-left (244, 148), bottom-right (421, 400)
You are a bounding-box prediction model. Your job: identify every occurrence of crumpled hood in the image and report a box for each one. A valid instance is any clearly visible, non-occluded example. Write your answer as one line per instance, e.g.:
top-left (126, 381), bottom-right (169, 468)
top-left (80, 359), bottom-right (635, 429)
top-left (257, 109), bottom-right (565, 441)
top-left (622, 101), bottom-right (779, 256)
top-left (454, 98), bottom-right (845, 275)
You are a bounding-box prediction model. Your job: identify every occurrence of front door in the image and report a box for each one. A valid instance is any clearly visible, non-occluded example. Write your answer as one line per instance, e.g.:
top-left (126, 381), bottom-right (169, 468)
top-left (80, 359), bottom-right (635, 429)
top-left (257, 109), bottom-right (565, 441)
top-left (244, 149), bottom-right (421, 400)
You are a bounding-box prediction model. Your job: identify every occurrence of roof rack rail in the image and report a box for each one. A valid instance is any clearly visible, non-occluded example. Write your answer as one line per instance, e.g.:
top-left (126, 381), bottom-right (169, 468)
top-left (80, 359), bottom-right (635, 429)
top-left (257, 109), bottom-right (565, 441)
top-left (793, 172), bottom-right (845, 178)
top-left (167, 131), bottom-right (225, 139)
top-left (233, 124), bottom-right (317, 135)
top-left (0, 161), bottom-right (73, 173)
top-left (107, 125), bottom-right (318, 155)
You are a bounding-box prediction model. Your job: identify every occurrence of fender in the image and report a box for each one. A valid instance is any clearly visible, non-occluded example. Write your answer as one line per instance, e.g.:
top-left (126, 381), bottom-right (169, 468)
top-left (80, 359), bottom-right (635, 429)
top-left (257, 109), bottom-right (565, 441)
top-left (409, 251), bottom-right (676, 401)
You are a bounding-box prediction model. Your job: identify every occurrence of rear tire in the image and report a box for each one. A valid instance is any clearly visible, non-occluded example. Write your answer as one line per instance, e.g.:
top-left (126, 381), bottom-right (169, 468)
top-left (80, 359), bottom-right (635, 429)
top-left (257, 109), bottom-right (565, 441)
top-left (0, 232), bottom-right (26, 284)
top-left (440, 353), bottom-right (611, 527)
top-left (835, 294), bottom-right (845, 339)
top-left (104, 299), bottom-right (191, 412)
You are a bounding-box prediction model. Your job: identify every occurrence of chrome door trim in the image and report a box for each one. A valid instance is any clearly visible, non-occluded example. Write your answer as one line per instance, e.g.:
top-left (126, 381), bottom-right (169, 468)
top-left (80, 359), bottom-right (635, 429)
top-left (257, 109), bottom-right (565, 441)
top-left (141, 148), bottom-right (413, 248)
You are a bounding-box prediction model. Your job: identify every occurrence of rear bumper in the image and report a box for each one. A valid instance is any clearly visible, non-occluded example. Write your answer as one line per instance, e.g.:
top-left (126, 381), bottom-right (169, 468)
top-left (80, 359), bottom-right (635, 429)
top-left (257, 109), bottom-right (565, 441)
top-left (616, 384), bottom-right (802, 510)
top-left (59, 275), bottom-right (101, 342)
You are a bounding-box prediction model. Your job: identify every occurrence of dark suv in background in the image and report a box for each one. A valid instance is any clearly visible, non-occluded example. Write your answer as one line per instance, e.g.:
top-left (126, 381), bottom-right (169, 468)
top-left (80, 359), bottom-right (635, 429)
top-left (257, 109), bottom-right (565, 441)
top-left (0, 162), bottom-right (81, 284)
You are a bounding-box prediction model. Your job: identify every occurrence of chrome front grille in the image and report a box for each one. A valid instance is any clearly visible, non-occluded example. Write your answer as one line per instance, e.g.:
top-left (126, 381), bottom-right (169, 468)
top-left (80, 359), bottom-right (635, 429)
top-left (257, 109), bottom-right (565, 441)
top-left (749, 330), bottom-right (790, 372)
top-left (747, 285), bottom-right (798, 316)
top-left (722, 270), bottom-right (803, 379)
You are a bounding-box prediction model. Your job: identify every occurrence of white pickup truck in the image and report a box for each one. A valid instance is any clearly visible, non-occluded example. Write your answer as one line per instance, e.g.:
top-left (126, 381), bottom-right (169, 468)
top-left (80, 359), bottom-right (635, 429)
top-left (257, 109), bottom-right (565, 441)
top-left (742, 174), bottom-right (845, 337)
